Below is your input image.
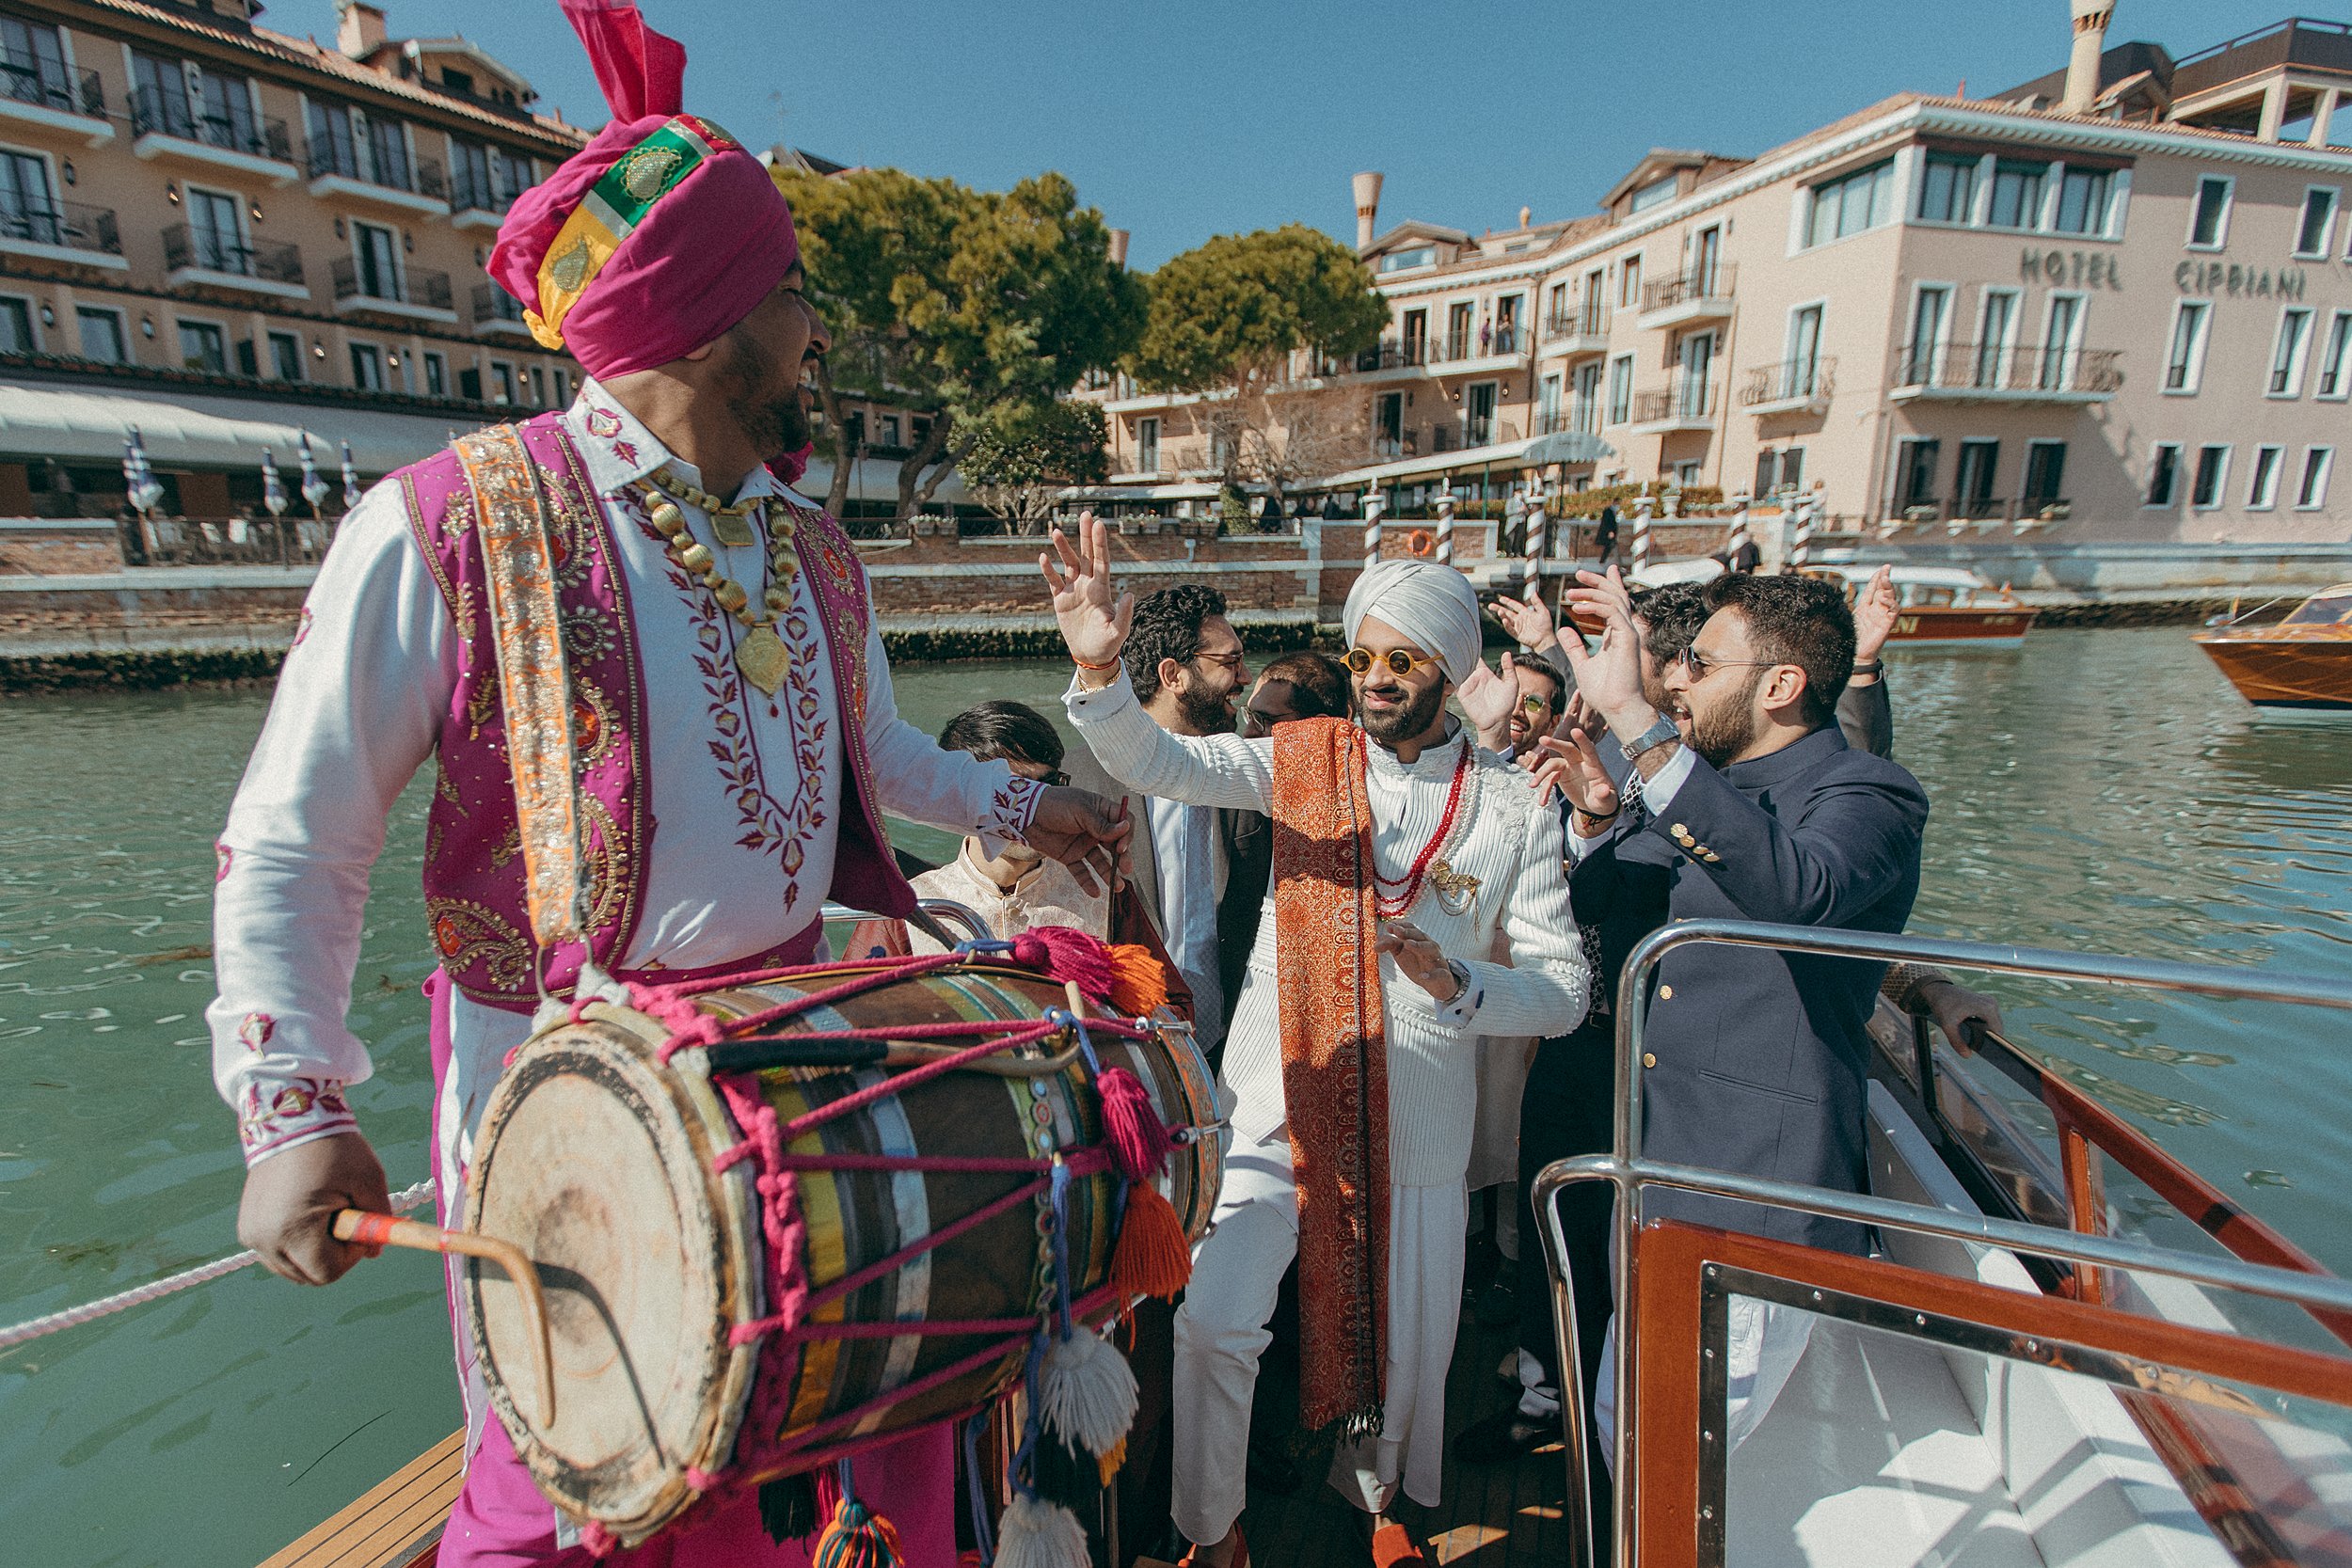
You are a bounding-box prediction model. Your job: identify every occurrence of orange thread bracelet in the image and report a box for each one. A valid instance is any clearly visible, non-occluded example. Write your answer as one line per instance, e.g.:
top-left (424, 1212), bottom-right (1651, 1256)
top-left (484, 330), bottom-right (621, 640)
top-left (1073, 654), bottom-right (1121, 672)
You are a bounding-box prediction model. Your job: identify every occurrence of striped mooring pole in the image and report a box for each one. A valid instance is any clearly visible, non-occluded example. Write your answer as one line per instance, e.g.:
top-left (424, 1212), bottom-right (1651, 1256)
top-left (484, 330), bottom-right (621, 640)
top-left (1631, 492), bottom-right (1655, 573)
top-left (1362, 489), bottom-right (1386, 573)
top-left (1792, 497), bottom-right (1816, 568)
top-left (1520, 489), bottom-right (1547, 599)
top-left (1434, 491), bottom-right (1456, 565)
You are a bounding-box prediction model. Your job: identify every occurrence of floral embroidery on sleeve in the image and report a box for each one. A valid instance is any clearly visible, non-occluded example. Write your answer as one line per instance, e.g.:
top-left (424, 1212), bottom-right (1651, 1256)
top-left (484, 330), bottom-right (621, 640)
top-left (236, 1076), bottom-right (357, 1162)
top-left (290, 606), bottom-right (314, 649)
top-left (215, 842), bottom-right (233, 882)
top-left (237, 1011), bottom-right (276, 1052)
top-left (985, 771), bottom-right (1046, 842)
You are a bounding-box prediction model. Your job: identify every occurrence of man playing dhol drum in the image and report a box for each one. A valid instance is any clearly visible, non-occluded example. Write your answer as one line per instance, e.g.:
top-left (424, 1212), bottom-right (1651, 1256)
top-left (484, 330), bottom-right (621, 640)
top-left (208, 5), bottom-right (1129, 1563)
top-left (1041, 520), bottom-right (1590, 1566)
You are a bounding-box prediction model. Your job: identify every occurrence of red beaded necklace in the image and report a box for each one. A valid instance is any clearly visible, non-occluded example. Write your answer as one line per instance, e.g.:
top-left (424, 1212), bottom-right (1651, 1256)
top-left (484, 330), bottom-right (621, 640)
top-left (1368, 735), bottom-right (1475, 920)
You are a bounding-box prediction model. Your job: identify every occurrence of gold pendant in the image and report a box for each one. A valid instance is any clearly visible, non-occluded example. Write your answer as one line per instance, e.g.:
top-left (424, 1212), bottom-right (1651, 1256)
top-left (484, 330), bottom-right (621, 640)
top-left (711, 510), bottom-right (757, 548)
top-left (1430, 859), bottom-right (1481, 917)
top-left (735, 624), bottom-right (790, 696)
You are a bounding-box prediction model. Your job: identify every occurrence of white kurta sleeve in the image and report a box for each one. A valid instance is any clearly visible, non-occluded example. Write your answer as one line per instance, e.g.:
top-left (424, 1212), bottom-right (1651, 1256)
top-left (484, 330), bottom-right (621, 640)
top-left (1062, 667), bottom-right (1276, 813)
top-left (208, 486), bottom-right (457, 1164)
top-left (856, 590), bottom-right (1041, 843)
top-left (1407, 791), bottom-right (1588, 1040)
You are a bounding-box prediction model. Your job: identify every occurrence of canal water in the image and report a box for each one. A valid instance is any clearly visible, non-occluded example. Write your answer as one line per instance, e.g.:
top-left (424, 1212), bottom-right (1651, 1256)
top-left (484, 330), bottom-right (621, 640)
top-left (3, 630), bottom-right (2349, 1567)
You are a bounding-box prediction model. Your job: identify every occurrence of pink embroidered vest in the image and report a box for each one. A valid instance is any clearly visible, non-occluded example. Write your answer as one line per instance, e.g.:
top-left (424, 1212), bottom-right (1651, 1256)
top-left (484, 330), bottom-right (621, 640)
top-left (398, 412), bottom-right (915, 1011)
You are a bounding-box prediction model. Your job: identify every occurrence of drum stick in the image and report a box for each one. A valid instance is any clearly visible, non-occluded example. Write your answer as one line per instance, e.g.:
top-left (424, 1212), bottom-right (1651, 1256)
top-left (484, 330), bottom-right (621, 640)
top-left (333, 1209), bottom-right (556, 1428)
top-left (705, 1037), bottom-right (890, 1072)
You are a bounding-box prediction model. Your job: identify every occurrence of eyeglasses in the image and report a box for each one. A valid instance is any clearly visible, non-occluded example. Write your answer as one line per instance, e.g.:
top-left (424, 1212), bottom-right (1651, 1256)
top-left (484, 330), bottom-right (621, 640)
top-left (1520, 695), bottom-right (1554, 716)
top-left (1192, 648), bottom-right (1246, 673)
top-left (1343, 646), bottom-right (1439, 678)
top-left (1677, 645), bottom-right (1774, 681)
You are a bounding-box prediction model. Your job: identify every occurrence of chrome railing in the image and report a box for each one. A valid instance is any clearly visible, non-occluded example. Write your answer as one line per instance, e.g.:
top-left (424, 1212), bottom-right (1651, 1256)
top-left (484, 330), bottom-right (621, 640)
top-left (1532, 918), bottom-right (2352, 1568)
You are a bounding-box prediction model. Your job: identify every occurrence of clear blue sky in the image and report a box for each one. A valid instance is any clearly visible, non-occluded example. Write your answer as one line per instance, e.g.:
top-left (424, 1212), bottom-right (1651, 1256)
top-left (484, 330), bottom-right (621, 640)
top-left (264, 1), bottom-right (2312, 268)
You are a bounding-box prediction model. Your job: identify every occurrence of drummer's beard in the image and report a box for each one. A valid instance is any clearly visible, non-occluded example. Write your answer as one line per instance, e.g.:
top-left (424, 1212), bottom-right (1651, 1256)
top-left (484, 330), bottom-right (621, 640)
top-left (722, 328), bottom-right (814, 460)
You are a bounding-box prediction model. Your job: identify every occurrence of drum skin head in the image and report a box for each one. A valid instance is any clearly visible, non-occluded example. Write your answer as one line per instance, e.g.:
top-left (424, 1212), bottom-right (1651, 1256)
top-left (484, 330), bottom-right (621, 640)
top-left (465, 1015), bottom-right (755, 1541)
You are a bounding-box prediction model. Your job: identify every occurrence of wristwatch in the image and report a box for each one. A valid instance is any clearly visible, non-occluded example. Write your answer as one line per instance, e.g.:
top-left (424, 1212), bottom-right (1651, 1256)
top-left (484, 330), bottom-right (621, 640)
top-left (1442, 958), bottom-right (1473, 1005)
top-left (1617, 714), bottom-right (1680, 762)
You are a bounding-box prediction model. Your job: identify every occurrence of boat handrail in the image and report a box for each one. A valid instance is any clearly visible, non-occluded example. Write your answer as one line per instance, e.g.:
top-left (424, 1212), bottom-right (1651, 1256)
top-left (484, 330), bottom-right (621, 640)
top-left (1530, 917), bottom-right (2352, 1568)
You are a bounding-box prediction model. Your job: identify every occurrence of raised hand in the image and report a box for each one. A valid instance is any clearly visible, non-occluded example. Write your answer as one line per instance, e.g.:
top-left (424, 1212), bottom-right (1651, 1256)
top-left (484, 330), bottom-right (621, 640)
top-left (1374, 919), bottom-right (1461, 1003)
top-left (1490, 591), bottom-right (1559, 654)
top-left (1852, 563), bottom-right (1899, 666)
top-left (1558, 565), bottom-right (1656, 741)
top-left (1039, 511), bottom-right (1134, 674)
top-left (1529, 724), bottom-right (1621, 817)
top-left (1454, 656), bottom-right (1518, 752)
top-left (238, 1130), bottom-right (391, 1286)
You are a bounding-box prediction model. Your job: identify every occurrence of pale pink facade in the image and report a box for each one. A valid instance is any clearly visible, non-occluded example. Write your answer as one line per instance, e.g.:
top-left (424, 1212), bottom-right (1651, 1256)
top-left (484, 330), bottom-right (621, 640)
top-left (1095, 18), bottom-right (2352, 546)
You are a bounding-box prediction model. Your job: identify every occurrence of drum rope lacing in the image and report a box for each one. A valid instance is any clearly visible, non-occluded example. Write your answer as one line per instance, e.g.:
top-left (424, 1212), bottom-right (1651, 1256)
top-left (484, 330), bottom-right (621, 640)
top-left (0, 1178), bottom-right (437, 1352)
top-left (568, 942), bottom-right (1191, 1547)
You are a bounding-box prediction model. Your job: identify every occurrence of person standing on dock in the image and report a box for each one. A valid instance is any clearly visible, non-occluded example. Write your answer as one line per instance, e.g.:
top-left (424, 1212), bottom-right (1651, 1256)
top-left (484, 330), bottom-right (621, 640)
top-left (206, 5), bottom-right (1130, 1565)
top-left (1042, 525), bottom-right (1589, 1568)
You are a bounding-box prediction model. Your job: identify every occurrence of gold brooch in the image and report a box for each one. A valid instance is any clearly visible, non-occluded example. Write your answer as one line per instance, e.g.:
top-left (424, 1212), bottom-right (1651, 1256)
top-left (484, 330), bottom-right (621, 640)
top-left (622, 145), bottom-right (682, 201)
top-left (1430, 860), bottom-right (1481, 916)
top-left (548, 237), bottom-right (593, 294)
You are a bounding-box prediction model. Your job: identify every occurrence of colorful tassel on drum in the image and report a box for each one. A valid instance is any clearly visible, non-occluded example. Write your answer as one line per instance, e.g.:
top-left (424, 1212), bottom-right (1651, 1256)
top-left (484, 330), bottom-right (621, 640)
top-left (1098, 1067), bottom-right (1175, 1181)
top-left (1009, 927), bottom-right (1116, 1000)
top-left (757, 1473), bottom-right (821, 1546)
top-left (1102, 942), bottom-right (1169, 1017)
top-left (1111, 1180), bottom-right (1192, 1300)
top-left (1037, 1322), bottom-right (1138, 1460)
top-left (810, 1492), bottom-right (902, 1568)
top-left (993, 1493), bottom-right (1091, 1568)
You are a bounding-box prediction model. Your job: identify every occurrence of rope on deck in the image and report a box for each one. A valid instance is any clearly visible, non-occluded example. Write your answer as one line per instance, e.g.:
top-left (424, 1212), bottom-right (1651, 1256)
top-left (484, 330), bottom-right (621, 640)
top-left (0, 1179), bottom-right (436, 1351)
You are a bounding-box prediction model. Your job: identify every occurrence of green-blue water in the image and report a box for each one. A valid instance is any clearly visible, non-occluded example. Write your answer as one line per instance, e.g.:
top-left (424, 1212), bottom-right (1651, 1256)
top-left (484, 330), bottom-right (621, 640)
top-left (2, 633), bottom-right (2349, 1567)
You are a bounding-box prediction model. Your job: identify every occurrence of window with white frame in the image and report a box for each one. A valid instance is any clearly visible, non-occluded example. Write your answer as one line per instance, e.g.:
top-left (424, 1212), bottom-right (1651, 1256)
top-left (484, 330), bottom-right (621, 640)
top-left (2269, 307), bottom-right (2314, 396)
top-left (2297, 187), bottom-right (2340, 258)
top-left (268, 329), bottom-right (302, 381)
top-left (2042, 293), bottom-right (2085, 390)
top-left (176, 317), bottom-right (227, 373)
top-left (2187, 176), bottom-right (2233, 249)
top-left (1136, 415), bottom-right (1159, 474)
top-left (1629, 173), bottom-right (1679, 214)
top-left (1900, 284), bottom-right (1951, 384)
top-left (2318, 310), bottom-right (2352, 399)
top-left (1618, 255), bottom-right (1643, 309)
top-left (1805, 158), bottom-right (1893, 247)
top-left (1607, 354), bottom-right (1634, 423)
top-left (422, 350), bottom-right (446, 397)
top-left (75, 304), bottom-right (125, 363)
top-left (1915, 152), bottom-right (1979, 224)
top-left (1987, 160), bottom-right (2048, 230)
top-left (2190, 444), bottom-right (2230, 509)
top-left (2164, 300), bottom-right (2211, 392)
top-left (0, 293), bottom-right (31, 354)
top-left (348, 341), bottom-right (385, 390)
top-left (2297, 447), bottom-right (2334, 509)
top-left (2146, 442), bottom-right (2182, 506)
top-left (1974, 287), bottom-right (2021, 388)
top-left (491, 361), bottom-right (516, 404)
top-left (2247, 444), bottom-right (2284, 508)
top-left (2054, 166), bottom-right (2113, 235)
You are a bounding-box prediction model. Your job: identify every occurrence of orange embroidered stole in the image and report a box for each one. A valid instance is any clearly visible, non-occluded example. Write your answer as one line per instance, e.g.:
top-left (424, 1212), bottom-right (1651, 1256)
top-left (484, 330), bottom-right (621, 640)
top-left (1271, 717), bottom-right (1390, 1433)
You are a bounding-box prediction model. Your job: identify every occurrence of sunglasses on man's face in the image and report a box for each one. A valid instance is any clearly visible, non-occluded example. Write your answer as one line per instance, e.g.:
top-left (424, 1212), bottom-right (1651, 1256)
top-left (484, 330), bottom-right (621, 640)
top-left (1343, 646), bottom-right (1438, 678)
top-left (1677, 645), bottom-right (1774, 682)
top-left (1519, 696), bottom-right (1554, 717)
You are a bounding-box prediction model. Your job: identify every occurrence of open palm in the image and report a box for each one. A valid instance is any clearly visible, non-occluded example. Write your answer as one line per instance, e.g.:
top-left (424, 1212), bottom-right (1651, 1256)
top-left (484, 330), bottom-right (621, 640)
top-left (1039, 511), bottom-right (1134, 670)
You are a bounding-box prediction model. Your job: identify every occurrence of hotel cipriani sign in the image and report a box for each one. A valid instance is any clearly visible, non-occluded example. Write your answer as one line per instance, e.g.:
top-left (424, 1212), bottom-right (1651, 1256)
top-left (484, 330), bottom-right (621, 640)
top-left (2021, 247), bottom-right (2313, 301)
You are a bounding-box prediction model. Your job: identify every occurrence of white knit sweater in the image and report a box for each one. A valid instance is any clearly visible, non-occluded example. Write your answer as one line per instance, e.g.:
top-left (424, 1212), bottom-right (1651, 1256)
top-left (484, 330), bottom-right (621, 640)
top-left (1065, 671), bottom-right (1589, 1185)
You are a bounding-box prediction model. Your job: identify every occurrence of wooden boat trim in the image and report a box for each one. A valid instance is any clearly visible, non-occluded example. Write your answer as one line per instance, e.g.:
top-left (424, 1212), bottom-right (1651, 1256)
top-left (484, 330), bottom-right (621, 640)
top-left (254, 1427), bottom-right (461, 1568)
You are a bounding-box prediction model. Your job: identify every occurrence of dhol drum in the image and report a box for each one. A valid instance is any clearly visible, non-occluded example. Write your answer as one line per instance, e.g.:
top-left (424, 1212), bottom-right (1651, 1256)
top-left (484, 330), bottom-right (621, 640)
top-left (460, 945), bottom-right (1220, 1546)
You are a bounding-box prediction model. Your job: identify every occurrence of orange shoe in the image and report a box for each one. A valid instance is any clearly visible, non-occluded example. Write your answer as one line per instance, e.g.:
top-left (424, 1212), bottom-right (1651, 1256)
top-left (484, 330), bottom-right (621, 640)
top-left (1177, 1527), bottom-right (1248, 1568)
top-left (1370, 1519), bottom-right (1426, 1567)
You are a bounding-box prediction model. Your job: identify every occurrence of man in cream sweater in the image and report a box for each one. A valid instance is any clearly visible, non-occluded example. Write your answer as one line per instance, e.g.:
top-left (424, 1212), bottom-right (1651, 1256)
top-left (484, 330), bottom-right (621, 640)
top-left (1041, 516), bottom-right (1588, 1567)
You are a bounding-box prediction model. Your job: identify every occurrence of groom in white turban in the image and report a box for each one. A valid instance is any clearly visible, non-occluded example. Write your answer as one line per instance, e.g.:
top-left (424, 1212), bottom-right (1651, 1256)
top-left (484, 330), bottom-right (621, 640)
top-left (1042, 517), bottom-right (1589, 1566)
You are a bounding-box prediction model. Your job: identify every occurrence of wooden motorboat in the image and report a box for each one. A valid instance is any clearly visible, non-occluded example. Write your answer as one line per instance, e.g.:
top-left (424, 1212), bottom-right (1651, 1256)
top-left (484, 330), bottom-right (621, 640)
top-left (2194, 583), bottom-right (2352, 715)
top-left (1803, 563), bottom-right (2039, 647)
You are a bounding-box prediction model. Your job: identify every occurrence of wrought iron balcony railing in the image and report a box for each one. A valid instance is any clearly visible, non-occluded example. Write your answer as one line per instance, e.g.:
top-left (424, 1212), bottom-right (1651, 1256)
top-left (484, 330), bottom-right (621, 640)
top-left (1631, 377), bottom-right (1719, 423)
top-left (471, 281), bottom-right (527, 326)
top-left (308, 137), bottom-right (448, 200)
top-left (0, 58), bottom-right (102, 117)
top-left (0, 198), bottom-right (119, 254)
top-left (1740, 356), bottom-right (1837, 406)
top-left (163, 224), bottom-right (302, 285)
top-left (131, 87), bottom-right (293, 162)
top-left (331, 256), bottom-right (453, 310)
top-left (1640, 263), bottom-right (1737, 313)
top-left (1889, 341), bottom-right (2123, 396)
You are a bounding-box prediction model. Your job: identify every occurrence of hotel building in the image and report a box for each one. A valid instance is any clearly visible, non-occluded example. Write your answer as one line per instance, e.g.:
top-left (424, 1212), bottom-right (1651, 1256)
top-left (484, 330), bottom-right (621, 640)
top-left (1092, 9), bottom-right (2352, 543)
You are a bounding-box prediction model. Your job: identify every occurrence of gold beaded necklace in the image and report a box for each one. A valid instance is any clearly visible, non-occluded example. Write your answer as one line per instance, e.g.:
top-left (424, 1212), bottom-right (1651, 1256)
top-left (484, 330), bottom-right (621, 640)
top-left (644, 465), bottom-right (765, 547)
top-left (636, 470), bottom-right (801, 697)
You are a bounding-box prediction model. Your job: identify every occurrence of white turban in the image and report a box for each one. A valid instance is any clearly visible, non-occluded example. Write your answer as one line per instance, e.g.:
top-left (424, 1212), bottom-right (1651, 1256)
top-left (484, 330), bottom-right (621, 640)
top-left (1343, 559), bottom-right (1485, 687)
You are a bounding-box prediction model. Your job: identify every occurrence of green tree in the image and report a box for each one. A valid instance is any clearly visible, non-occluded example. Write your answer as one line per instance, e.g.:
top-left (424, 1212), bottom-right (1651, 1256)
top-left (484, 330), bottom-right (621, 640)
top-left (772, 166), bottom-right (1144, 524)
top-left (1127, 224), bottom-right (1389, 515)
top-left (957, 400), bottom-right (1109, 533)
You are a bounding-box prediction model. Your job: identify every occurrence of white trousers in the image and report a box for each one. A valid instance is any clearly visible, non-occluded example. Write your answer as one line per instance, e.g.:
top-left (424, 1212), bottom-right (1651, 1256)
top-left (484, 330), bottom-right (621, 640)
top-left (1171, 1129), bottom-right (1468, 1545)
top-left (1592, 1298), bottom-right (1815, 1467)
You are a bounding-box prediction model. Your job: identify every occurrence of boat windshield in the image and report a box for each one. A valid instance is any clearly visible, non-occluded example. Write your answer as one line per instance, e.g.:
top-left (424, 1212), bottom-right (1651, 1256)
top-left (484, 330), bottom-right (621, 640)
top-left (2281, 590), bottom-right (2352, 626)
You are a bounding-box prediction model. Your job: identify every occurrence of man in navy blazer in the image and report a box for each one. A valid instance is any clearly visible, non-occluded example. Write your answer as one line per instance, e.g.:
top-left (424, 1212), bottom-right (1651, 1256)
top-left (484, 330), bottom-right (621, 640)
top-left (1462, 567), bottom-right (1929, 1466)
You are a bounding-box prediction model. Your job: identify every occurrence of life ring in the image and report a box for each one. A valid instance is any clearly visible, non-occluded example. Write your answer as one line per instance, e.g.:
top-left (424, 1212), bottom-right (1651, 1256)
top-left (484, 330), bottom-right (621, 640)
top-left (1405, 529), bottom-right (1435, 558)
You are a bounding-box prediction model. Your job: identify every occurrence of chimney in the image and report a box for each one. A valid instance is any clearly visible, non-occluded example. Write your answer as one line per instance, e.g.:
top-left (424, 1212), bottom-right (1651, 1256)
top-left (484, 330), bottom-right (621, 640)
top-left (338, 0), bottom-right (389, 59)
top-left (2062, 0), bottom-right (2114, 114)
top-left (1518, 204), bottom-right (1532, 230)
top-left (1107, 228), bottom-right (1130, 269)
top-left (1352, 170), bottom-right (1383, 249)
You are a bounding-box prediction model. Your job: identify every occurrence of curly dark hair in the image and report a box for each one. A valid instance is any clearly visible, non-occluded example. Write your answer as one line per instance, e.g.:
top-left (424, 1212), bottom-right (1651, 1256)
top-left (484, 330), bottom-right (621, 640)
top-left (1123, 584), bottom-right (1230, 703)
top-left (1630, 582), bottom-right (1708, 668)
top-left (1701, 572), bottom-right (1856, 729)
top-left (937, 700), bottom-right (1064, 770)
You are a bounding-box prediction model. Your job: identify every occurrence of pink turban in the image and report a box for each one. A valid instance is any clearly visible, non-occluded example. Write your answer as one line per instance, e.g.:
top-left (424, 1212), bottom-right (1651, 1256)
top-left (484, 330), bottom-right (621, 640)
top-left (487, 0), bottom-right (797, 383)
